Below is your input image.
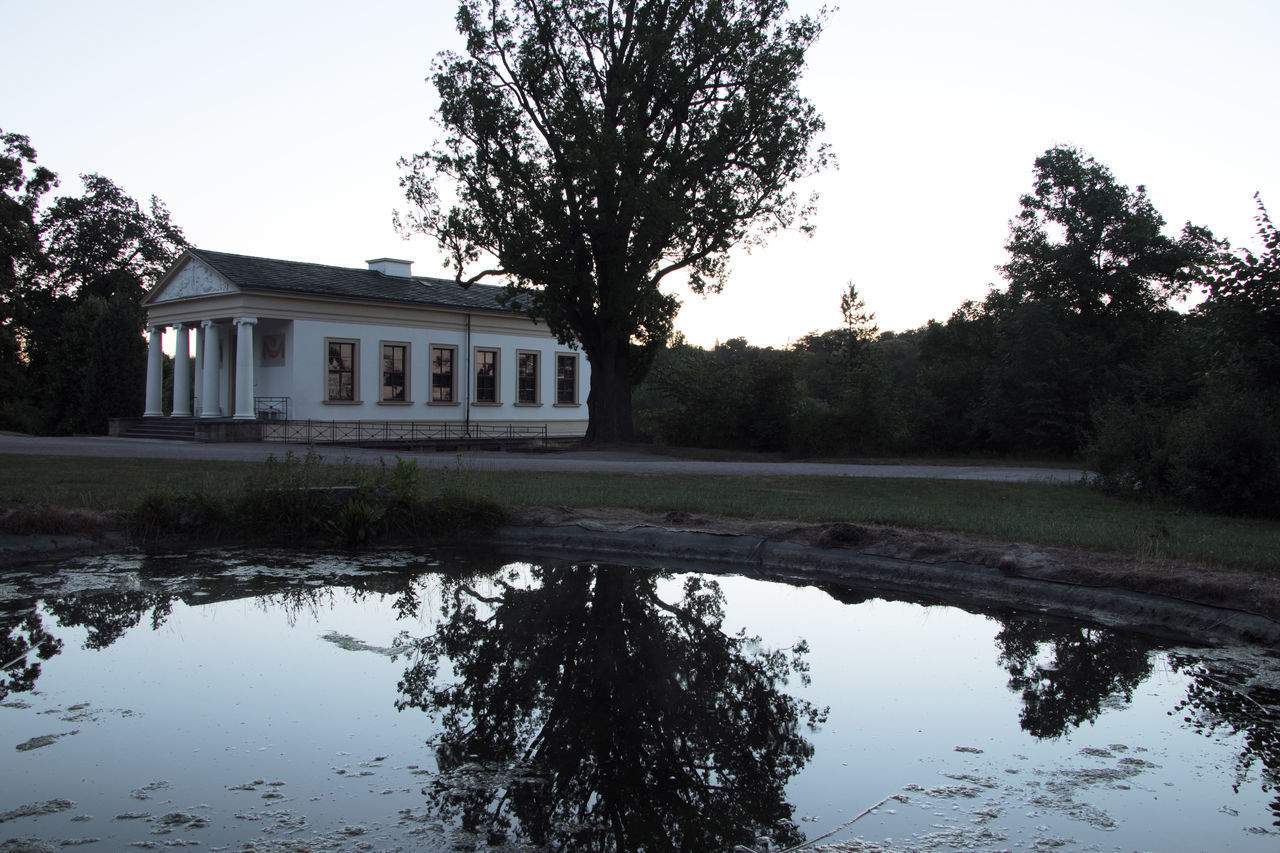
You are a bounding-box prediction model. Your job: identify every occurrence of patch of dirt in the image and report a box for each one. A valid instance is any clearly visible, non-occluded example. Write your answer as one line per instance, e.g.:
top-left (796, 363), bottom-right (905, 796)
top-left (0, 506), bottom-right (114, 539)
top-left (0, 505), bottom-right (127, 568)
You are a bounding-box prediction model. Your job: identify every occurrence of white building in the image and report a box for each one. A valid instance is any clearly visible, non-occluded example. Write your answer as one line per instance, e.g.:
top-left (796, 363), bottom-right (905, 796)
top-left (136, 249), bottom-right (588, 442)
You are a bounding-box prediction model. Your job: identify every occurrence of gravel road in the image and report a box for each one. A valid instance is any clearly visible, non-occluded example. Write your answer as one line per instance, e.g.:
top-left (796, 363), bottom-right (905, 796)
top-left (0, 434), bottom-right (1086, 483)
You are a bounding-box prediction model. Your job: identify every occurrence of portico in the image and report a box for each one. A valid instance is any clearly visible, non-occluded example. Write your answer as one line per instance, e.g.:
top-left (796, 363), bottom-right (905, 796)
top-left (143, 317), bottom-right (259, 420)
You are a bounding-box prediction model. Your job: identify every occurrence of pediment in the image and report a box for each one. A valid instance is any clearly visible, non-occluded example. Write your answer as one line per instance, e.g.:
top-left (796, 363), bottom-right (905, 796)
top-left (145, 254), bottom-right (238, 304)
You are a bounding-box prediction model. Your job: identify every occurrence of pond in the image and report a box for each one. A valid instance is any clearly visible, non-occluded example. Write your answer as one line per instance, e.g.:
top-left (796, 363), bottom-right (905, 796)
top-left (1, 548), bottom-right (1278, 852)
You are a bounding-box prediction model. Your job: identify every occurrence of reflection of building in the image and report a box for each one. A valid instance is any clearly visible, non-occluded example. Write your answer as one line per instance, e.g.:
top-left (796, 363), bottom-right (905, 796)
top-left (129, 249), bottom-right (589, 442)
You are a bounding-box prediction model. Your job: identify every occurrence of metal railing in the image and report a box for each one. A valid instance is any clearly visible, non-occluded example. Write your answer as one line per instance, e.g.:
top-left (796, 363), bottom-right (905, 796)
top-left (259, 419), bottom-right (548, 446)
top-left (254, 397), bottom-right (290, 421)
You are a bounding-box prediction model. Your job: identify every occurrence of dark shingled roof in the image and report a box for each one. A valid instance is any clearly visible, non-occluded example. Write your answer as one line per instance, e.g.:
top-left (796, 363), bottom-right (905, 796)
top-left (185, 248), bottom-right (522, 315)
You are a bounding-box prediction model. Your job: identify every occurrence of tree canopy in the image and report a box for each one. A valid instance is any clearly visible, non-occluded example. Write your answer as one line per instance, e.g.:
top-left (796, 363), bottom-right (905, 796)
top-left (40, 173), bottom-right (187, 304)
top-left (1000, 145), bottom-right (1218, 320)
top-left (0, 130), bottom-right (188, 434)
top-left (400, 0), bottom-right (830, 442)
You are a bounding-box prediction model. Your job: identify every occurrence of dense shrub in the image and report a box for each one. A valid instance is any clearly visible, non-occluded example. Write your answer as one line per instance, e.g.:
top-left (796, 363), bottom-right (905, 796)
top-left (1163, 391), bottom-right (1280, 517)
top-left (1085, 400), bottom-right (1169, 494)
top-left (128, 452), bottom-right (506, 546)
top-left (1086, 390), bottom-right (1280, 518)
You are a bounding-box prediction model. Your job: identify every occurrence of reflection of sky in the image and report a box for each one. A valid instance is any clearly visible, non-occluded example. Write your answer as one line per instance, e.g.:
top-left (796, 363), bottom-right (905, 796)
top-left (8, 594), bottom-right (432, 848)
top-left (683, 572), bottom-right (1273, 850)
top-left (2, 563), bottom-right (1276, 851)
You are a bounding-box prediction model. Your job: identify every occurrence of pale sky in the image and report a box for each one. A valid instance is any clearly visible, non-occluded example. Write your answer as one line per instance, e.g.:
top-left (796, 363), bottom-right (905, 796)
top-left (4, 0), bottom-right (1277, 348)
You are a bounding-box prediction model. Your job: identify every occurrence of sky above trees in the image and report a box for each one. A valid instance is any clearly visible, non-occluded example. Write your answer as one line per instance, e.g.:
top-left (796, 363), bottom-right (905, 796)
top-left (5, 0), bottom-right (1276, 347)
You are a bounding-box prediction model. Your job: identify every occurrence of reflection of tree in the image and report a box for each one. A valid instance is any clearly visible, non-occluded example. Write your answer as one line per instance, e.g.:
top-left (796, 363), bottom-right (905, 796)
top-left (995, 617), bottom-right (1154, 739)
top-left (1, 609), bottom-right (62, 702)
top-left (1171, 652), bottom-right (1280, 826)
top-left (45, 590), bottom-right (174, 650)
top-left (2, 590), bottom-right (175, 701)
top-left (397, 564), bottom-right (824, 851)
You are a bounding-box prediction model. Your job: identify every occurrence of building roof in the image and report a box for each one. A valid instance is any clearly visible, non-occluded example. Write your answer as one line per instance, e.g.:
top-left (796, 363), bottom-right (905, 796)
top-left (183, 248), bottom-right (523, 315)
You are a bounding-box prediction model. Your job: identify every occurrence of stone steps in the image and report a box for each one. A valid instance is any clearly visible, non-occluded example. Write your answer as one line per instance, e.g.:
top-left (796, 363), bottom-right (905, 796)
top-left (119, 419), bottom-right (197, 441)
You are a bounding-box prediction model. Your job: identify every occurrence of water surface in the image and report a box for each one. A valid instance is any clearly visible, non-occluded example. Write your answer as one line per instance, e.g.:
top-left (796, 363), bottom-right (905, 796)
top-left (1, 549), bottom-right (1278, 851)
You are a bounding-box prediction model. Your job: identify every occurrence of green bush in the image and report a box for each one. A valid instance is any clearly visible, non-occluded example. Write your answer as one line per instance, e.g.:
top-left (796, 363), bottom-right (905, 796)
top-left (328, 498), bottom-right (387, 547)
top-left (127, 452), bottom-right (506, 547)
top-left (1085, 400), bottom-right (1169, 494)
top-left (787, 399), bottom-right (845, 457)
top-left (1087, 390), bottom-right (1280, 518)
top-left (129, 493), bottom-right (179, 540)
top-left (1163, 391), bottom-right (1280, 517)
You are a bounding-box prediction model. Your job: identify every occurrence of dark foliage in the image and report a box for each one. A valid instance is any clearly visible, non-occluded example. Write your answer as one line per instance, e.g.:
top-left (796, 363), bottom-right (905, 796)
top-left (128, 453), bottom-right (508, 547)
top-left (636, 338), bottom-right (802, 452)
top-left (1084, 196), bottom-right (1280, 517)
top-left (0, 131), bottom-right (187, 434)
top-left (399, 0), bottom-right (830, 442)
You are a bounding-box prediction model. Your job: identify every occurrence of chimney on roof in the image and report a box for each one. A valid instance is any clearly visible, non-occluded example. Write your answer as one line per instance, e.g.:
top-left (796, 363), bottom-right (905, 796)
top-left (367, 257), bottom-right (413, 277)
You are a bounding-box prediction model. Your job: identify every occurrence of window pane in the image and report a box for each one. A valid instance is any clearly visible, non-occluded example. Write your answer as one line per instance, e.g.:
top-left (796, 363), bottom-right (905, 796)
top-left (475, 350), bottom-right (497, 403)
top-left (328, 341), bottom-right (355, 401)
top-left (518, 352), bottom-right (538, 403)
top-left (556, 355), bottom-right (576, 404)
top-left (431, 347), bottom-right (454, 403)
top-left (381, 344), bottom-right (406, 402)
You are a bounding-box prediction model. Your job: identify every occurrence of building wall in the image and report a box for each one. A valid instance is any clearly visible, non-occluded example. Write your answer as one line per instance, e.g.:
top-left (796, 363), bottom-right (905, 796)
top-left (254, 318), bottom-right (294, 406)
top-left (286, 317), bottom-right (589, 428)
top-left (143, 256), bottom-right (591, 435)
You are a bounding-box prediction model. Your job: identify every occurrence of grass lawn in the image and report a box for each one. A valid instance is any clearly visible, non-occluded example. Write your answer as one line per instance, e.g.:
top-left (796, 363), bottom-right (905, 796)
top-left (1, 452), bottom-right (1277, 574)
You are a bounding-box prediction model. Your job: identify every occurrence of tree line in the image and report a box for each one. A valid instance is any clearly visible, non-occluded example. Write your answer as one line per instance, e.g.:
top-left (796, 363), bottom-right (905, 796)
top-left (7, 111), bottom-right (1277, 519)
top-left (0, 129), bottom-right (188, 435)
top-left (636, 146), bottom-right (1280, 518)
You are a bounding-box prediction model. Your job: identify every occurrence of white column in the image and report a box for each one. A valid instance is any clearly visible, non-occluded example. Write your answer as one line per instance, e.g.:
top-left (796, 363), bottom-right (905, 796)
top-left (193, 324), bottom-right (204, 417)
top-left (143, 326), bottom-right (165, 417)
top-left (172, 325), bottom-right (193, 417)
top-left (233, 317), bottom-right (257, 420)
top-left (200, 320), bottom-right (222, 418)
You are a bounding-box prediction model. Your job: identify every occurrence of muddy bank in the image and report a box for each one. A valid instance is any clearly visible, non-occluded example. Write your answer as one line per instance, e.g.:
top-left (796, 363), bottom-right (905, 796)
top-left (4, 502), bottom-right (1279, 648)
top-left (494, 507), bottom-right (1280, 648)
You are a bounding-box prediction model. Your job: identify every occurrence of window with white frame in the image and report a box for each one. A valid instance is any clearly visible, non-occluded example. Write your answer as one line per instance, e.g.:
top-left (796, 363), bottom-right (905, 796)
top-left (326, 338), bottom-right (358, 402)
top-left (517, 350), bottom-right (540, 405)
top-left (555, 353), bottom-right (578, 405)
top-left (475, 347), bottom-right (499, 404)
top-left (430, 345), bottom-right (457, 403)
top-left (381, 341), bottom-right (409, 403)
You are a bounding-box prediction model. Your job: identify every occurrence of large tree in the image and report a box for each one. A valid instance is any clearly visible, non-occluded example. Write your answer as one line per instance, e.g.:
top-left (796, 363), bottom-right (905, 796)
top-left (984, 147), bottom-right (1222, 454)
top-left (400, 0), bottom-right (829, 442)
top-left (1000, 145), bottom-right (1218, 320)
top-left (0, 137), bottom-right (189, 434)
top-left (39, 172), bottom-right (188, 304)
top-left (0, 130), bottom-right (58, 403)
top-left (21, 174), bottom-right (188, 433)
top-left (1199, 193), bottom-right (1280, 394)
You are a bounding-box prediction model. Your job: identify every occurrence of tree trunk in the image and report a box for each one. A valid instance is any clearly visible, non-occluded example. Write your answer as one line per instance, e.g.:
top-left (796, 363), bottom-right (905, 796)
top-left (584, 339), bottom-right (634, 445)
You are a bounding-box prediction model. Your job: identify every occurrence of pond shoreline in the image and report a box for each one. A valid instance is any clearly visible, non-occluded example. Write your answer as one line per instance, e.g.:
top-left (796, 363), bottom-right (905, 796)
top-left (492, 507), bottom-right (1280, 649)
top-left (4, 505), bottom-right (1279, 648)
